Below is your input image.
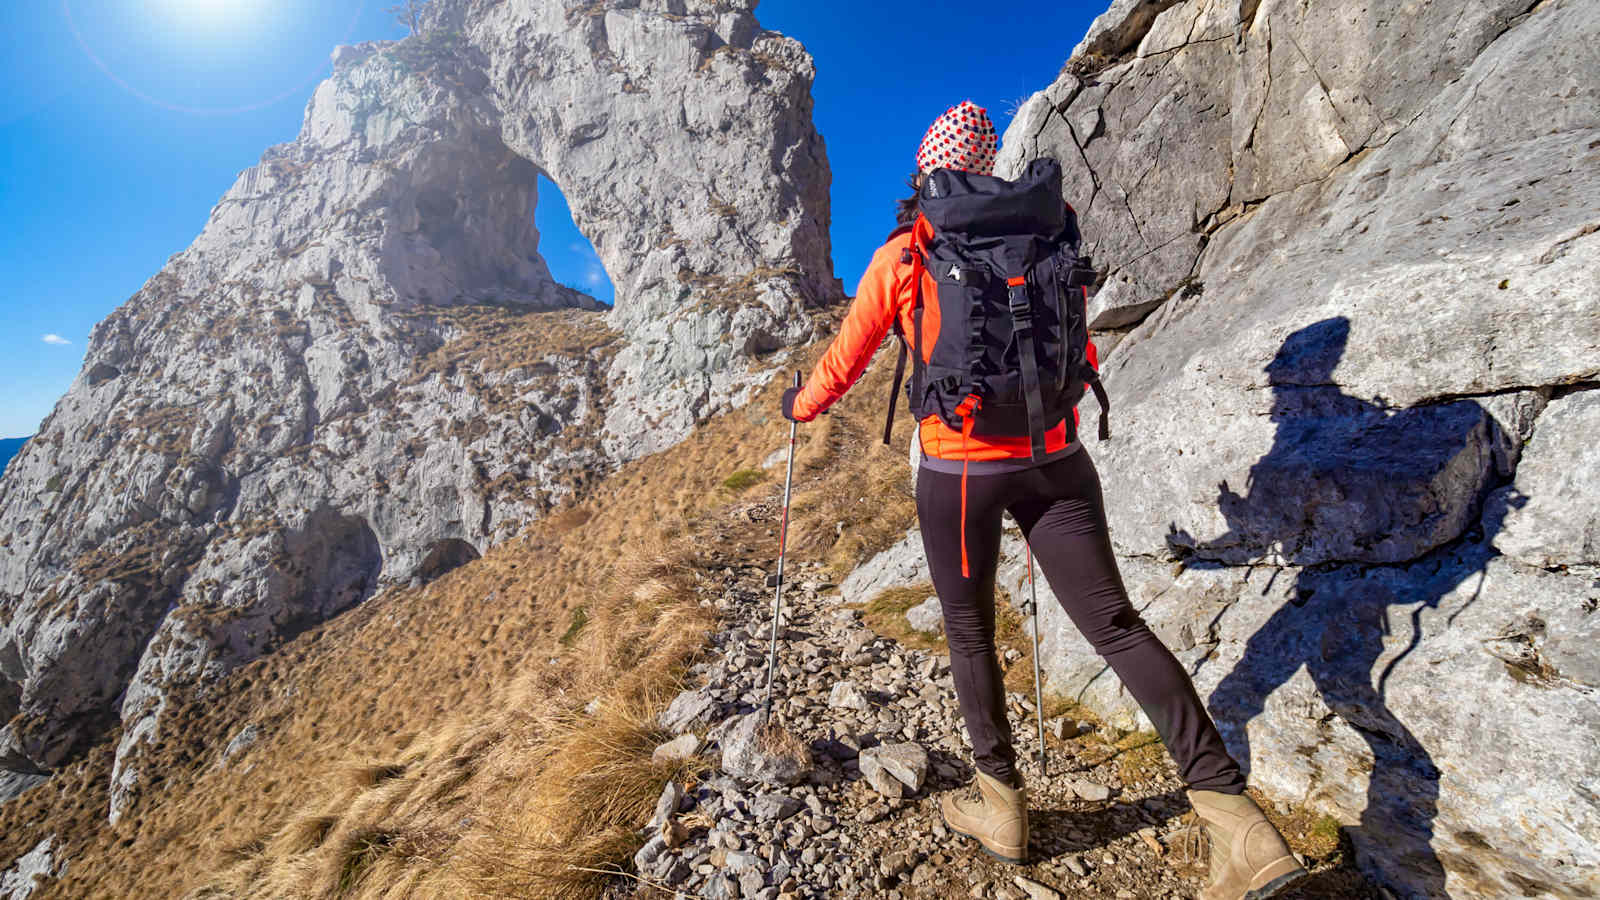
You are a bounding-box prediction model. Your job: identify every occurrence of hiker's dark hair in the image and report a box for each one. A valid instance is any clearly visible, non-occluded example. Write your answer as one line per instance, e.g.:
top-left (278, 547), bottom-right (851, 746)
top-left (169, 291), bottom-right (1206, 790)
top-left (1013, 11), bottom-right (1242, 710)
top-left (895, 172), bottom-right (922, 226)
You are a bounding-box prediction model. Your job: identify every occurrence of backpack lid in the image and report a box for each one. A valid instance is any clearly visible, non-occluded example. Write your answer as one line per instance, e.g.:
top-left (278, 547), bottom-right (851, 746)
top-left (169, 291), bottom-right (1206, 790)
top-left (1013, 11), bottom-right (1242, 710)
top-left (919, 158), bottom-right (1066, 241)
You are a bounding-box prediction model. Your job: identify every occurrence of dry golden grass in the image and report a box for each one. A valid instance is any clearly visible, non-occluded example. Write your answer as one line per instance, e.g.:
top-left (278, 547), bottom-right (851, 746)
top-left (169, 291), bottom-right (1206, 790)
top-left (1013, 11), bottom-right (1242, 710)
top-left (755, 720), bottom-right (810, 763)
top-left (1, 318), bottom-right (920, 900)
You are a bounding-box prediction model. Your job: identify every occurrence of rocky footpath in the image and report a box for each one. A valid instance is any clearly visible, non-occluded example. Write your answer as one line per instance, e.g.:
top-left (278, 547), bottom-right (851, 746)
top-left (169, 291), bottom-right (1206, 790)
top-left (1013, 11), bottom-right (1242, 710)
top-left (979, 0), bottom-right (1600, 895)
top-left (615, 518), bottom-right (1379, 900)
top-left (0, 0), bottom-right (839, 820)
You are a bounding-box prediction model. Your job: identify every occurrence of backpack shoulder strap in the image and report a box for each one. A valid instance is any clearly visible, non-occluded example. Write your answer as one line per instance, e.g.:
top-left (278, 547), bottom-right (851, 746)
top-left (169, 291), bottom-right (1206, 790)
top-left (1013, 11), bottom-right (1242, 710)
top-left (883, 233), bottom-right (926, 446)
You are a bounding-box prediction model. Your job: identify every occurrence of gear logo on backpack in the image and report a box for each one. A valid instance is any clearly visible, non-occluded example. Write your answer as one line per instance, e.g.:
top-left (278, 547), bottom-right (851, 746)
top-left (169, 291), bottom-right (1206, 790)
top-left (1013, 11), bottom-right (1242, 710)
top-left (884, 157), bottom-right (1111, 460)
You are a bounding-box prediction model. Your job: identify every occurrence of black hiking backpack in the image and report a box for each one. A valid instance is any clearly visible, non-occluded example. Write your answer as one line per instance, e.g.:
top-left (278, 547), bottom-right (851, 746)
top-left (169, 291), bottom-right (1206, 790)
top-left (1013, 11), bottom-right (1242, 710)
top-left (884, 157), bottom-right (1110, 460)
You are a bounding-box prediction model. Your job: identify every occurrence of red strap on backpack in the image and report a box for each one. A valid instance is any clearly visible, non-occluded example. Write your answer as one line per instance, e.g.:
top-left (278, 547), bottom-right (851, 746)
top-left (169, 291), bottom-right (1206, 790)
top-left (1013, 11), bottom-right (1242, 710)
top-left (954, 393), bottom-right (982, 578)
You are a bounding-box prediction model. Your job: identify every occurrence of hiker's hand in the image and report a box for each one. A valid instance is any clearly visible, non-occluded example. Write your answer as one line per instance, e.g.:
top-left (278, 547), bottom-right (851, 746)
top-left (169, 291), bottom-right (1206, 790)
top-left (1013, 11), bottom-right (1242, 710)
top-left (781, 386), bottom-right (807, 422)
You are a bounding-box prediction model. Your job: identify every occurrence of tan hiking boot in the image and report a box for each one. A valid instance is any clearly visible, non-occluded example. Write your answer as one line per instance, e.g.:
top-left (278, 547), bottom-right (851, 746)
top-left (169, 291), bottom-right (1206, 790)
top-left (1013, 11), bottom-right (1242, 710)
top-left (940, 770), bottom-right (1028, 863)
top-left (1179, 789), bottom-right (1308, 900)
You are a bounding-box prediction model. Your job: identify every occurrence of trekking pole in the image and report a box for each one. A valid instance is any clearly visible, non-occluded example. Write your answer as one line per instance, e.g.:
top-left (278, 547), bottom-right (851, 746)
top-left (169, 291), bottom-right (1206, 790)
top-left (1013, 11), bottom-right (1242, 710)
top-left (1026, 544), bottom-right (1048, 774)
top-left (761, 371), bottom-right (802, 728)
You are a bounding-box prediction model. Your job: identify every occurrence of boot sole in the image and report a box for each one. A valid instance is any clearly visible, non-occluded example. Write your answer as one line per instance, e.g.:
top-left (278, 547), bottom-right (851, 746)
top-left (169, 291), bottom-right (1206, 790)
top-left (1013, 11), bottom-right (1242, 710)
top-left (948, 825), bottom-right (1026, 864)
top-left (1243, 866), bottom-right (1309, 900)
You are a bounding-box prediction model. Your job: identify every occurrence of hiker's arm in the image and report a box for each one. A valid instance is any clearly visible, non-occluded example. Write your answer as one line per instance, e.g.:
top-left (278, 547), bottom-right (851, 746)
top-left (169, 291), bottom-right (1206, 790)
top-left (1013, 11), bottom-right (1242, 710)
top-left (789, 244), bottom-right (901, 421)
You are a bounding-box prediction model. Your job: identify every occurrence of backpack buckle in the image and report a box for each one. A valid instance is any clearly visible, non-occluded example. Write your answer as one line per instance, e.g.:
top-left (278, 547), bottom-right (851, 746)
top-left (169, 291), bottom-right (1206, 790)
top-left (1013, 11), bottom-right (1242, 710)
top-left (955, 393), bottom-right (982, 418)
top-left (1007, 280), bottom-right (1033, 324)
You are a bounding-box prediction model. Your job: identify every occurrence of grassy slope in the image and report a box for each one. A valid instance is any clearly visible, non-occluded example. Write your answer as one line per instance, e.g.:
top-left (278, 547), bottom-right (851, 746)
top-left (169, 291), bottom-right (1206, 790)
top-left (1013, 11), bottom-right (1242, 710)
top-left (0, 310), bottom-right (918, 899)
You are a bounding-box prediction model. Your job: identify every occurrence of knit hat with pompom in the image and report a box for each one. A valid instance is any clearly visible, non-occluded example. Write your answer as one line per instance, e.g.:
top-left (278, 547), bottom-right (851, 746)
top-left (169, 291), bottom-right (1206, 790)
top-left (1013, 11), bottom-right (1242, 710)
top-left (916, 100), bottom-right (998, 176)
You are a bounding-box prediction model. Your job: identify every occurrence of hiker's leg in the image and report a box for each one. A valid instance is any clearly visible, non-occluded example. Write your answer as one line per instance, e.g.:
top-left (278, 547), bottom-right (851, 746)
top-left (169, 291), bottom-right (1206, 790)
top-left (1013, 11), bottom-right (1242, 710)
top-left (1010, 450), bottom-right (1246, 794)
top-left (916, 465), bottom-right (1016, 786)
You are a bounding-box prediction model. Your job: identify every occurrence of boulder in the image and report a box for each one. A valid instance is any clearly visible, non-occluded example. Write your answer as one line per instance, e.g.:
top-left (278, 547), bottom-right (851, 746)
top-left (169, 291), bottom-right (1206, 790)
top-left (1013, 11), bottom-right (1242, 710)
top-left (651, 733), bottom-right (703, 765)
top-left (649, 781), bottom-right (683, 830)
top-left (751, 793), bottom-right (804, 821)
top-left (858, 742), bottom-right (929, 798)
top-left (715, 713), bottom-right (812, 787)
top-left (827, 681), bottom-right (870, 712)
top-left (659, 688), bottom-right (719, 734)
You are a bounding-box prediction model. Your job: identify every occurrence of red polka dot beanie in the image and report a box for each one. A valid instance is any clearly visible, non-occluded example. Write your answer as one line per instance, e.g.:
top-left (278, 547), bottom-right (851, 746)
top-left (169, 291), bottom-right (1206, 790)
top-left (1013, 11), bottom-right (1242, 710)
top-left (916, 100), bottom-right (998, 176)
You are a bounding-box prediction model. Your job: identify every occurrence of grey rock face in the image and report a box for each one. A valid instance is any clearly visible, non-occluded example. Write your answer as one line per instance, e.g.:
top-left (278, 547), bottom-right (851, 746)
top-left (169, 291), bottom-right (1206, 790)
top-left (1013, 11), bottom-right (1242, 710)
top-left (633, 834), bottom-right (668, 873)
top-left (0, 772), bottom-right (47, 808)
top-left (1493, 389), bottom-right (1600, 569)
top-left (0, 0), bottom-right (839, 813)
top-left (994, 0), bottom-right (1600, 896)
top-left (0, 836), bottom-right (61, 900)
top-left (649, 780), bottom-right (683, 831)
top-left (837, 529), bottom-right (928, 605)
top-left (904, 596), bottom-right (943, 634)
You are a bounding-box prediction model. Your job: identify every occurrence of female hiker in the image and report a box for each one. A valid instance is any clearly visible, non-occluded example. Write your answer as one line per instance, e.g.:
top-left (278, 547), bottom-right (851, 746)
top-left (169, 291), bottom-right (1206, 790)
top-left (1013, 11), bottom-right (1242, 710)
top-left (779, 101), bottom-right (1306, 900)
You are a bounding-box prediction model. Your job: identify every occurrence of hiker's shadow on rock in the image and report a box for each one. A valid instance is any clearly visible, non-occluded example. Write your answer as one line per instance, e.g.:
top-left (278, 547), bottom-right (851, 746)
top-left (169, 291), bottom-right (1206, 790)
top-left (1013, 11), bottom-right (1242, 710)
top-left (1166, 317), bottom-right (1526, 899)
top-left (921, 746), bottom-right (976, 794)
top-left (1027, 789), bottom-right (1188, 860)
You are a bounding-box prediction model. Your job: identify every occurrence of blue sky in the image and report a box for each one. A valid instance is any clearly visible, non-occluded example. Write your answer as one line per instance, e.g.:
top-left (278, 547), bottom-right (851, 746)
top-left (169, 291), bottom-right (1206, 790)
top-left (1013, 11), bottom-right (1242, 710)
top-left (0, 0), bottom-right (1102, 439)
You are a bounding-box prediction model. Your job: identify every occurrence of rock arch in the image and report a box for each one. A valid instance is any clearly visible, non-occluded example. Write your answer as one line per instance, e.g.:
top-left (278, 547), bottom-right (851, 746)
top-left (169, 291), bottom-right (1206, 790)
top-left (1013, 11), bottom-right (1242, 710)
top-left (447, 0), bottom-right (841, 458)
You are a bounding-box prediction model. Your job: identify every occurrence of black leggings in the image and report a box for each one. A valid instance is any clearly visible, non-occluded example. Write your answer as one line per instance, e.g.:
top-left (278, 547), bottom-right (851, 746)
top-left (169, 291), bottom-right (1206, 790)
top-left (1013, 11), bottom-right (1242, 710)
top-left (916, 449), bottom-right (1245, 793)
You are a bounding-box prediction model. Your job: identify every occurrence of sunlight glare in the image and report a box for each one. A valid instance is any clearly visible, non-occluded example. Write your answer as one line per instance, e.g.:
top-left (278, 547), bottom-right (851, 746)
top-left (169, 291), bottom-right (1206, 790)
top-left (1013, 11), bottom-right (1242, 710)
top-left (155, 0), bottom-right (269, 27)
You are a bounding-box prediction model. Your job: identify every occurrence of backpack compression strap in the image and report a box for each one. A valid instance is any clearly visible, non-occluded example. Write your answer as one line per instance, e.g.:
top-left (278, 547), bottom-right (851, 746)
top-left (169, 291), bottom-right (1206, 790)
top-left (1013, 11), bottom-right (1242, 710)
top-left (1087, 372), bottom-right (1111, 441)
top-left (1006, 274), bottom-right (1050, 462)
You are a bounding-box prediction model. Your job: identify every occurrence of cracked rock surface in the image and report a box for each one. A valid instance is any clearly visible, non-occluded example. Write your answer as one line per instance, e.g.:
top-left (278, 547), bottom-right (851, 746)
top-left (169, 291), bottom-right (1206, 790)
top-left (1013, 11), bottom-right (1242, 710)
top-left (0, 0), bottom-right (839, 819)
top-left (980, 0), bottom-right (1600, 895)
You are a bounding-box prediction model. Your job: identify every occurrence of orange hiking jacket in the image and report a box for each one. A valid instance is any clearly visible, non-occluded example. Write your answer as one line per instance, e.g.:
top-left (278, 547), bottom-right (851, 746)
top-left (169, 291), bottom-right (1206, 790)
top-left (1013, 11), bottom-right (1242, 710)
top-left (791, 215), bottom-right (1099, 461)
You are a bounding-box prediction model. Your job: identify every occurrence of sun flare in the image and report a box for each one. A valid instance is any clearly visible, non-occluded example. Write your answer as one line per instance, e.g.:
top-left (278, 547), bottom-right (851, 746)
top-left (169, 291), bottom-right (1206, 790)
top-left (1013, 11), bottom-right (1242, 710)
top-left (156, 0), bottom-right (268, 25)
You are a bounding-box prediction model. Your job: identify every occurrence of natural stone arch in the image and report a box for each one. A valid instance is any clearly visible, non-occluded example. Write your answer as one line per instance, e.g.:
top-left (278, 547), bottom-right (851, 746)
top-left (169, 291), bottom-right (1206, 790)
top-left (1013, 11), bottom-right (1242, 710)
top-left (444, 0), bottom-right (842, 459)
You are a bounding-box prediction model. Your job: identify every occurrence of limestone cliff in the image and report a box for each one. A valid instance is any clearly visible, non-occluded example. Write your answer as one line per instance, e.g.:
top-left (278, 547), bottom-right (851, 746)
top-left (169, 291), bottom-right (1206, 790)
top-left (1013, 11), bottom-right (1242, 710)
top-left (0, 0), bottom-right (839, 821)
top-left (985, 0), bottom-right (1599, 896)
